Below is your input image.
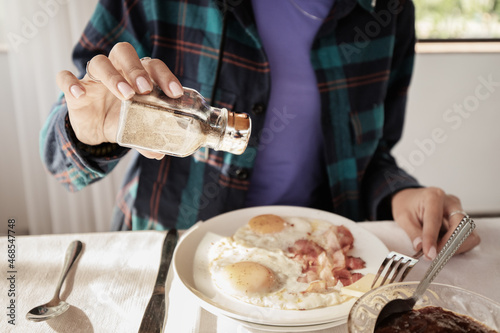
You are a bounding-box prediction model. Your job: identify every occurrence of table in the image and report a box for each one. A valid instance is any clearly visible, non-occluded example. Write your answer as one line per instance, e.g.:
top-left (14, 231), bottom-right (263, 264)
top-left (1, 218), bottom-right (498, 333)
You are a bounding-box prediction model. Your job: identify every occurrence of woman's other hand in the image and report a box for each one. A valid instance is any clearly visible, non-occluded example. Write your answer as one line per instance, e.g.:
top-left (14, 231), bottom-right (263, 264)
top-left (391, 187), bottom-right (481, 260)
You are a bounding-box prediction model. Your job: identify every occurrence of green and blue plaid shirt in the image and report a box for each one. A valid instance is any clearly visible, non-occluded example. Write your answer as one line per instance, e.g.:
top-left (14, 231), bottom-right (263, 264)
top-left (40, 0), bottom-right (419, 230)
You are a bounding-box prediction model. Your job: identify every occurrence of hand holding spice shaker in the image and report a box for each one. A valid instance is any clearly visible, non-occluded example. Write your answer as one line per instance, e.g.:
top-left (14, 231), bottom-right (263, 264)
top-left (116, 85), bottom-right (251, 157)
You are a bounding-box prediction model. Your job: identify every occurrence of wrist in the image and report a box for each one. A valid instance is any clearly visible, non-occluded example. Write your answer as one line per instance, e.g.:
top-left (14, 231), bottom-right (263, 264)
top-left (65, 114), bottom-right (121, 157)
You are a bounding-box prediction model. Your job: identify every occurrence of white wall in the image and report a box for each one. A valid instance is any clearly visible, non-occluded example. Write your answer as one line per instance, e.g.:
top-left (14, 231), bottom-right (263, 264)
top-left (395, 52), bottom-right (500, 216)
top-left (0, 50), bottom-right (498, 236)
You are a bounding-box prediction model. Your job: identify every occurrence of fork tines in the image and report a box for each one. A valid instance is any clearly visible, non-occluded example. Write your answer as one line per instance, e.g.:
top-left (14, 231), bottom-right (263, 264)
top-left (371, 250), bottom-right (423, 289)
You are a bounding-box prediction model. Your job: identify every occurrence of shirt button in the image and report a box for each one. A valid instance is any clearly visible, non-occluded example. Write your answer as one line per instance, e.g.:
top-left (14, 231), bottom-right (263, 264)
top-left (234, 168), bottom-right (249, 180)
top-left (252, 103), bottom-right (266, 115)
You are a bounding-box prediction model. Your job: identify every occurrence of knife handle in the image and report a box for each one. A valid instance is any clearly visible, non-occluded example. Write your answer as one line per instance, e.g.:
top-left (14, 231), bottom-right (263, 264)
top-left (138, 294), bottom-right (166, 333)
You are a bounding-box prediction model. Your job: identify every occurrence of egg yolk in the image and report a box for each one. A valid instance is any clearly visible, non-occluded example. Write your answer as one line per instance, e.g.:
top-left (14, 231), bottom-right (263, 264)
top-left (222, 261), bottom-right (277, 295)
top-left (248, 214), bottom-right (286, 234)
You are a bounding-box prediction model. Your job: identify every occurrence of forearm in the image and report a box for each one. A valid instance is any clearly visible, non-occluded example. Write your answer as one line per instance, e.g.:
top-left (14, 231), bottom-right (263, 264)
top-left (362, 0), bottom-right (421, 220)
top-left (362, 147), bottom-right (421, 220)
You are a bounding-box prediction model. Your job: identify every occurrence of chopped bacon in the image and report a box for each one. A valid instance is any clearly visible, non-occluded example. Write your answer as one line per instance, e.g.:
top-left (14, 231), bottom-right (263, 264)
top-left (288, 225), bottom-right (366, 292)
top-left (337, 225), bottom-right (355, 251)
top-left (288, 239), bottom-right (325, 271)
top-left (317, 252), bottom-right (336, 288)
top-left (334, 270), bottom-right (364, 286)
top-left (346, 256), bottom-right (366, 270)
top-left (288, 239), bottom-right (325, 257)
top-left (323, 225), bottom-right (355, 253)
top-left (323, 226), bottom-right (341, 252)
top-left (351, 273), bottom-right (363, 283)
top-left (331, 250), bottom-right (346, 271)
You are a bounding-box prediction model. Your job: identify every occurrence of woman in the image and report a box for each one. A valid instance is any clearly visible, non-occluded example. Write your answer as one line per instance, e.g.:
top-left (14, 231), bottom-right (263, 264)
top-left (40, 0), bottom-right (479, 259)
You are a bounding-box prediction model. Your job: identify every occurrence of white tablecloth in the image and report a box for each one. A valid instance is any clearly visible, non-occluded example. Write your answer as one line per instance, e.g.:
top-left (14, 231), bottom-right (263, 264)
top-left (1, 218), bottom-right (499, 333)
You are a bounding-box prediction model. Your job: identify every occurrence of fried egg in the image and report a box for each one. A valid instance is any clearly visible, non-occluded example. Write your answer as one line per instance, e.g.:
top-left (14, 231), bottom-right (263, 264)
top-left (215, 261), bottom-right (277, 295)
top-left (209, 239), bottom-right (299, 297)
top-left (233, 214), bottom-right (313, 251)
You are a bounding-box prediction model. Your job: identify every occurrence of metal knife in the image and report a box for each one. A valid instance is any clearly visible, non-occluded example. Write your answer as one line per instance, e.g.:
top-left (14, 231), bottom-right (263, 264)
top-left (138, 228), bottom-right (179, 333)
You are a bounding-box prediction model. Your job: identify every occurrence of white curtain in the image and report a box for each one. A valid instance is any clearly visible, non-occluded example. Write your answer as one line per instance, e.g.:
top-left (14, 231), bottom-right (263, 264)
top-left (4, 0), bottom-right (131, 234)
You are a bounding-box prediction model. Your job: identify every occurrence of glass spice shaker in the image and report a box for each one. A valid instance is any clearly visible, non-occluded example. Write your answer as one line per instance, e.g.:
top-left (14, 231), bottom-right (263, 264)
top-left (116, 85), bottom-right (251, 157)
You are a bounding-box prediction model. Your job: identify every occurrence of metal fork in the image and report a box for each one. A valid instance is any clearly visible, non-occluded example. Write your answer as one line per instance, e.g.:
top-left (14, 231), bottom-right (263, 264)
top-left (371, 249), bottom-right (424, 289)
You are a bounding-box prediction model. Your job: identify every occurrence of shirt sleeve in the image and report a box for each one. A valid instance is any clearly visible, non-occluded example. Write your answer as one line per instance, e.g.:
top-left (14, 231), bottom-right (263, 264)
top-left (39, 99), bottom-right (128, 192)
top-left (361, 0), bottom-right (421, 220)
top-left (39, 0), bottom-right (151, 192)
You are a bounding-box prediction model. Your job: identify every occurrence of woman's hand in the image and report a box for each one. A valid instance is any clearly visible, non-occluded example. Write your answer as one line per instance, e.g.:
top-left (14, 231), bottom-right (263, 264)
top-left (55, 42), bottom-right (183, 159)
top-left (391, 187), bottom-right (480, 260)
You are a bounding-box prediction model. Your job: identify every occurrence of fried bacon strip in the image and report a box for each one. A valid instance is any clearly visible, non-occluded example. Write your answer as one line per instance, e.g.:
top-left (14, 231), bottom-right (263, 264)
top-left (288, 225), bottom-right (365, 293)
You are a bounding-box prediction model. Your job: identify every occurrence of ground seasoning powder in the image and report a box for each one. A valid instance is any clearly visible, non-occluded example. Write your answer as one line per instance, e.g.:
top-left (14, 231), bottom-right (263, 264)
top-left (116, 86), bottom-right (251, 157)
top-left (120, 102), bottom-right (204, 154)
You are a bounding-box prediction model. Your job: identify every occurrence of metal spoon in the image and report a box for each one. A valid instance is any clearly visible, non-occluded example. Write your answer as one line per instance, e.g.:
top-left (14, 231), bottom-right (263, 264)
top-left (375, 216), bottom-right (475, 327)
top-left (26, 240), bottom-right (83, 322)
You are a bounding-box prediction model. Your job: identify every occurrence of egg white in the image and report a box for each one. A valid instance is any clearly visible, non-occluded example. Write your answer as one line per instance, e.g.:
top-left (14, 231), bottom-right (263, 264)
top-left (233, 216), bottom-right (313, 251)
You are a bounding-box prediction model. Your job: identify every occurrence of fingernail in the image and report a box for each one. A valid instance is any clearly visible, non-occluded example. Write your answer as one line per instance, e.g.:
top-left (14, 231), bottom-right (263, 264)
top-left (136, 76), bottom-right (152, 94)
top-left (117, 82), bottom-right (135, 99)
top-left (169, 81), bottom-right (183, 97)
top-left (70, 85), bottom-right (85, 99)
top-left (426, 246), bottom-right (437, 260)
top-left (413, 236), bottom-right (422, 251)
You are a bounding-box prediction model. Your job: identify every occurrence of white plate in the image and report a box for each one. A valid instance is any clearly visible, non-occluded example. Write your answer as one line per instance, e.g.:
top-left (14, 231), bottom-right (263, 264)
top-left (173, 206), bottom-right (388, 327)
top-left (224, 314), bottom-right (347, 332)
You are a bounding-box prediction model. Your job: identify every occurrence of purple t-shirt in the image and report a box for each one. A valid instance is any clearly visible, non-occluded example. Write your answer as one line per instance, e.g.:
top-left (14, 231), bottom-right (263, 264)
top-left (246, 0), bottom-right (335, 207)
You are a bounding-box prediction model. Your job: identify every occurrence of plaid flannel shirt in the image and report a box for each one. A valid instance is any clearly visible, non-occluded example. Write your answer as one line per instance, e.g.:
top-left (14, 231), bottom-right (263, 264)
top-left (40, 0), bottom-right (420, 230)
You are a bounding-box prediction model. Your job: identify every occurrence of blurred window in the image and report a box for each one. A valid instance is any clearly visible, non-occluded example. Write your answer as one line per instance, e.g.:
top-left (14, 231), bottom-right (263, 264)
top-left (414, 0), bottom-right (500, 39)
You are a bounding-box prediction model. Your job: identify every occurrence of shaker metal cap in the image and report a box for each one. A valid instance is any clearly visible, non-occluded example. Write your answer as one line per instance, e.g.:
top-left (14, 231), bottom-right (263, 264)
top-left (218, 111), bottom-right (252, 155)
